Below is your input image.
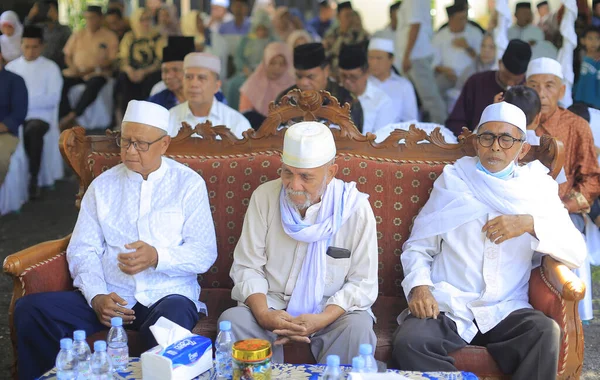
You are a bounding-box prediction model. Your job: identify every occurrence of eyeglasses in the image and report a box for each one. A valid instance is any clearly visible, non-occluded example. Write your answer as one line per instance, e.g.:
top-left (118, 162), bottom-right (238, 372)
top-left (339, 72), bottom-right (365, 83)
top-left (116, 134), bottom-right (166, 152)
top-left (477, 133), bottom-right (524, 149)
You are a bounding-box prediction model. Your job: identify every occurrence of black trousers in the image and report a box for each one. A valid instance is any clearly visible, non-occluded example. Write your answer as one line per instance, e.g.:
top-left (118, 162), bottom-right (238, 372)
top-left (116, 70), bottom-right (161, 114)
top-left (59, 75), bottom-right (108, 117)
top-left (392, 308), bottom-right (560, 380)
top-left (23, 119), bottom-right (49, 183)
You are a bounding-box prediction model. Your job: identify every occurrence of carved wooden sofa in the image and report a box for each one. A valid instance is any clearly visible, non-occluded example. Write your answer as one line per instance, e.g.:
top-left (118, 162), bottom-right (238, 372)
top-left (4, 90), bottom-right (585, 380)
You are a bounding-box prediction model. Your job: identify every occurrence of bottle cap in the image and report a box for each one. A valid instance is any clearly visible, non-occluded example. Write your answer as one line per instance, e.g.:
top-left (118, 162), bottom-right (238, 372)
top-left (73, 330), bottom-right (86, 341)
top-left (60, 338), bottom-right (73, 350)
top-left (111, 317), bottom-right (123, 327)
top-left (359, 343), bottom-right (373, 355)
top-left (352, 356), bottom-right (365, 369)
top-left (219, 320), bottom-right (231, 331)
top-left (94, 340), bottom-right (107, 352)
top-left (327, 355), bottom-right (340, 367)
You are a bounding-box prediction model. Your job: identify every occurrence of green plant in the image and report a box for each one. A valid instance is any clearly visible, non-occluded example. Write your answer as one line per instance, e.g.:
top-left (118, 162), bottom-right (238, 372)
top-left (61, 0), bottom-right (107, 31)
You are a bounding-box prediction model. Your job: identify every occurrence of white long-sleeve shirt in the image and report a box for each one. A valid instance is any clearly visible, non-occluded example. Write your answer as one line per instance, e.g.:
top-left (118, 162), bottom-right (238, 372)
top-left (368, 74), bottom-right (418, 122)
top-left (431, 24), bottom-right (483, 77)
top-left (67, 157), bottom-right (218, 314)
top-left (230, 178), bottom-right (379, 316)
top-left (6, 55), bottom-right (63, 125)
top-left (358, 80), bottom-right (399, 135)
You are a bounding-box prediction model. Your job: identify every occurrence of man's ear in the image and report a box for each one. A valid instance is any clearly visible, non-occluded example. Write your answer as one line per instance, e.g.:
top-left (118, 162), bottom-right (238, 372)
top-left (215, 79), bottom-right (222, 94)
top-left (518, 141), bottom-right (531, 161)
top-left (161, 135), bottom-right (171, 155)
top-left (531, 112), bottom-right (542, 129)
top-left (326, 163), bottom-right (338, 184)
top-left (559, 83), bottom-right (566, 100)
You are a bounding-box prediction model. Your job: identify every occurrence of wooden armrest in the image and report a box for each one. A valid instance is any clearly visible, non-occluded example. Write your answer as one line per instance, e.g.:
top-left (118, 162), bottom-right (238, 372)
top-left (542, 256), bottom-right (585, 302)
top-left (3, 235), bottom-right (71, 277)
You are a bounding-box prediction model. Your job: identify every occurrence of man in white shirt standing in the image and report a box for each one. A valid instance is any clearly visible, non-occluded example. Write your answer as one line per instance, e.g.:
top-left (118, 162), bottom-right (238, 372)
top-left (508, 2), bottom-right (545, 45)
top-left (392, 102), bottom-right (586, 379)
top-left (368, 38), bottom-right (418, 123)
top-left (169, 52), bottom-right (251, 138)
top-left (431, 4), bottom-right (483, 110)
top-left (395, 0), bottom-right (447, 124)
top-left (338, 44), bottom-right (398, 134)
top-left (220, 122), bottom-right (378, 364)
top-left (6, 26), bottom-right (63, 199)
top-left (14, 100), bottom-right (218, 380)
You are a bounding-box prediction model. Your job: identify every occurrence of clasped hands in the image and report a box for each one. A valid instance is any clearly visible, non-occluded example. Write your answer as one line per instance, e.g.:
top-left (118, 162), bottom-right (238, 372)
top-left (255, 309), bottom-right (326, 345)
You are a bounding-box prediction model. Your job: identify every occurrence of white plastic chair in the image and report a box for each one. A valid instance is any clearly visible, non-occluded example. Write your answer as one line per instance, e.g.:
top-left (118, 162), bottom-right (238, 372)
top-left (0, 126), bottom-right (29, 215)
top-left (37, 111), bottom-right (64, 187)
top-left (68, 78), bottom-right (115, 130)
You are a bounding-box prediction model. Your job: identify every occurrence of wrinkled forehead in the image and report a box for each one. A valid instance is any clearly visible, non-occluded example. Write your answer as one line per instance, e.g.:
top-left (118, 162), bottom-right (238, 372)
top-left (527, 73), bottom-right (563, 85)
top-left (478, 121), bottom-right (522, 137)
top-left (121, 122), bottom-right (165, 138)
top-left (281, 162), bottom-right (327, 177)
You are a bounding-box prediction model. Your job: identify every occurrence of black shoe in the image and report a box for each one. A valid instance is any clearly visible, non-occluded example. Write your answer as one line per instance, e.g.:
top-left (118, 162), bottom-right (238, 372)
top-left (29, 181), bottom-right (41, 200)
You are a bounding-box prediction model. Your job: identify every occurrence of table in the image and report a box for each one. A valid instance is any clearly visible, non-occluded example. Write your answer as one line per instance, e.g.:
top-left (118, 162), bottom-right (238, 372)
top-left (40, 358), bottom-right (478, 379)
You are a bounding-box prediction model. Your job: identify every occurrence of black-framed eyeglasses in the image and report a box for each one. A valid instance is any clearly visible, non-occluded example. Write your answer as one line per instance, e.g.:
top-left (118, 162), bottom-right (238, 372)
top-left (477, 133), bottom-right (524, 149)
top-left (115, 134), bottom-right (166, 152)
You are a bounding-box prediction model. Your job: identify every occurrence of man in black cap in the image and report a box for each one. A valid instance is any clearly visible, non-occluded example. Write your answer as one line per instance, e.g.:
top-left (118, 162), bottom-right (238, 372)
top-left (437, 0), bottom-right (485, 34)
top-left (508, 2), bottom-right (544, 45)
top-left (373, 1), bottom-right (401, 40)
top-left (24, 1), bottom-right (72, 69)
top-left (105, 8), bottom-right (131, 42)
top-left (6, 26), bottom-right (63, 199)
top-left (275, 42), bottom-right (364, 130)
top-left (147, 37), bottom-right (195, 110)
top-left (338, 43), bottom-right (397, 134)
top-left (446, 39), bottom-right (532, 135)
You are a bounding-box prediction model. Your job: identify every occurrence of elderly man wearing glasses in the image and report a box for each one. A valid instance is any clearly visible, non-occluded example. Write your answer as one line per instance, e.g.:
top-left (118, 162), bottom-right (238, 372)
top-left (391, 101), bottom-right (586, 380)
top-left (13, 100), bottom-right (217, 380)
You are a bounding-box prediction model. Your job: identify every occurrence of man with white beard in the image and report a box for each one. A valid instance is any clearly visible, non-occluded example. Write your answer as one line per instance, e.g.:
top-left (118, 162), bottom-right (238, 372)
top-left (220, 122), bottom-right (378, 364)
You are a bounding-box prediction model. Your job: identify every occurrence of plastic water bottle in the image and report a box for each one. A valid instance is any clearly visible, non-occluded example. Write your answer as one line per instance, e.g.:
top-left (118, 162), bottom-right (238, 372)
top-left (107, 317), bottom-right (129, 372)
top-left (321, 355), bottom-right (341, 380)
top-left (91, 340), bottom-right (113, 380)
top-left (72, 330), bottom-right (91, 379)
top-left (56, 338), bottom-right (78, 380)
top-left (351, 356), bottom-right (365, 373)
top-left (215, 320), bottom-right (235, 379)
top-left (359, 344), bottom-right (377, 373)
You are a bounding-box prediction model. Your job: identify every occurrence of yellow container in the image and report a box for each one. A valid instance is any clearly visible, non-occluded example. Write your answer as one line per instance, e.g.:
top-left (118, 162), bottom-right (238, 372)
top-left (232, 339), bottom-right (272, 380)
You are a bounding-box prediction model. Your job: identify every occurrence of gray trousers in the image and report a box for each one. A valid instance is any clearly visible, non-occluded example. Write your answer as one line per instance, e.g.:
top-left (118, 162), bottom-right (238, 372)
top-left (218, 306), bottom-right (376, 364)
top-left (405, 56), bottom-right (448, 124)
top-left (392, 308), bottom-right (560, 380)
top-left (0, 133), bottom-right (19, 187)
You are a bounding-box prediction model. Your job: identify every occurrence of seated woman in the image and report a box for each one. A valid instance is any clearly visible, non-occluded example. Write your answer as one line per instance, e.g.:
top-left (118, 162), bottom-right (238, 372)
top-left (0, 11), bottom-right (23, 63)
top-left (286, 29), bottom-right (313, 50)
top-left (239, 41), bottom-right (294, 130)
top-left (117, 8), bottom-right (166, 117)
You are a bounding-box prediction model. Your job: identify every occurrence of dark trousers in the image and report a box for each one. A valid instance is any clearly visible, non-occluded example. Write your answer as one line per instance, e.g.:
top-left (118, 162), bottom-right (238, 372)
top-left (59, 76), bottom-right (108, 117)
top-left (14, 291), bottom-right (200, 380)
top-left (392, 308), bottom-right (560, 380)
top-left (23, 119), bottom-right (49, 184)
top-left (116, 71), bottom-right (161, 114)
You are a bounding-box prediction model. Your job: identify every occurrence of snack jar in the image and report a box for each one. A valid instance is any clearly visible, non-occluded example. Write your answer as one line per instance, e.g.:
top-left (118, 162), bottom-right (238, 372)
top-left (232, 339), bottom-right (272, 380)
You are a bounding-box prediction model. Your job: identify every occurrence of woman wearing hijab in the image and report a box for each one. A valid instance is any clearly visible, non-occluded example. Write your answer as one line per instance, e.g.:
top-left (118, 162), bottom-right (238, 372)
top-left (239, 41), bottom-right (294, 128)
top-left (0, 11), bottom-right (24, 62)
top-left (286, 29), bottom-right (314, 50)
top-left (117, 8), bottom-right (166, 117)
top-left (271, 7), bottom-right (298, 43)
top-left (224, 9), bottom-right (276, 110)
top-left (157, 5), bottom-right (181, 37)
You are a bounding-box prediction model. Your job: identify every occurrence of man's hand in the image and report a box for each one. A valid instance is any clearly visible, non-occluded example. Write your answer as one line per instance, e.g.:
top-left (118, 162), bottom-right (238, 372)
top-left (452, 37), bottom-right (469, 49)
top-left (28, 3), bottom-right (39, 20)
top-left (408, 285), bottom-right (439, 319)
top-left (493, 91), bottom-right (504, 103)
top-left (482, 214), bottom-right (535, 244)
top-left (91, 293), bottom-right (135, 327)
top-left (273, 313), bottom-right (327, 345)
top-left (0, 123), bottom-right (8, 133)
top-left (255, 309), bottom-right (307, 345)
top-left (117, 241), bottom-right (158, 275)
top-left (402, 56), bottom-right (412, 74)
top-left (62, 67), bottom-right (81, 78)
top-left (440, 67), bottom-right (457, 82)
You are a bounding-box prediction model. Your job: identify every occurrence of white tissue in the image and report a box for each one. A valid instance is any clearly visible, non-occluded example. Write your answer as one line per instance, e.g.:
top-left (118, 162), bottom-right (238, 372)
top-left (347, 374), bottom-right (411, 380)
top-left (149, 317), bottom-right (193, 349)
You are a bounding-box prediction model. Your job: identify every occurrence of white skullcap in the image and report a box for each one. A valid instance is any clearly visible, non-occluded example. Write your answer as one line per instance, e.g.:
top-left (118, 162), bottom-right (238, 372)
top-left (211, 0), bottom-right (230, 7)
top-left (368, 38), bottom-right (394, 54)
top-left (122, 100), bottom-right (170, 133)
top-left (526, 57), bottom-right (564, 80)
top-left (183, 52), bottom-right (221, 75)
top-left (476, 102), bottom-right (527, 134)
top-left (282, 122), bottom-right (336, 169)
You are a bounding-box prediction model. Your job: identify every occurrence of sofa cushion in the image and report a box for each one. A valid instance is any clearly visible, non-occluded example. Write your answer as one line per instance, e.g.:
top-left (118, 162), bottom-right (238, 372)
top-left (20, 251), bottom-right (74, 295)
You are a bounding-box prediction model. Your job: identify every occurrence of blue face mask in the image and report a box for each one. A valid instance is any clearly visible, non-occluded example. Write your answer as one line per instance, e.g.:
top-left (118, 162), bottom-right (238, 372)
top-left (476, 159), bottom-right (517, 180)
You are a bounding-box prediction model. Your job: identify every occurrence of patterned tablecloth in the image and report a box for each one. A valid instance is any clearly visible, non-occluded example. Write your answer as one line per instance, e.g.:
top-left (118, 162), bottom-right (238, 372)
top-left (40, 357), bottom-right (478, 379)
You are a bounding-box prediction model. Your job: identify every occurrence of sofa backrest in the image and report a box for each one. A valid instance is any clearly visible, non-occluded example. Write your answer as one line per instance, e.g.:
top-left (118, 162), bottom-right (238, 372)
top-left (60, 90), bottom-right (564, 298)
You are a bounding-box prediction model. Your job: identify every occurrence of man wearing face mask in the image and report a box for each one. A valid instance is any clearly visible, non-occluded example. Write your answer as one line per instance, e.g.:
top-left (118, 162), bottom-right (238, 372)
top-left (392, 102), bottom-right (586, 379)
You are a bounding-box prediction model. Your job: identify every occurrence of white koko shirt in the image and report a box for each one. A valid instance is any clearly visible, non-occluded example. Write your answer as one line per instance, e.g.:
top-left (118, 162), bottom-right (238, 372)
top-left (230, 178), bottom-right (379, 317)
top-left (368, 73), bottom-right (418, 122)
top-left (358, 80), bottom-right (399, 135)
top-left (431, 24), bottom-right (483, 77)
top-left (67, 157), bottom-right (218, 314)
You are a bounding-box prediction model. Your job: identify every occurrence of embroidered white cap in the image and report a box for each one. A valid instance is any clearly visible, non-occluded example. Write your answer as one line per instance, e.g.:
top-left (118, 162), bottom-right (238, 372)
top-left (282, 122), bottom-right (336, 169)
top-left (122, 100), bottom-right (170, 133)
top-left (368, 38), bottom-right (395, 54)
top-left (211, 0), bottom-right (230, 7)
top-left (526, 57), bottom-right (564, 80)
top-left (476, 101), bottom-right (527, 134)
top-left (183, 52), bottom-right (222, 75)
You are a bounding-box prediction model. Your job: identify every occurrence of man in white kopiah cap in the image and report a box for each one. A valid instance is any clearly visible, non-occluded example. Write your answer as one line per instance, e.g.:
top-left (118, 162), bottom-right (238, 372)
top-left (169, 52), bottom-right (251, 139)
top-left (220, 121), bottom-right (378, 364)
top-left (14, 99), bottom-right (218, 379)
top-left (392, 101), bottom-right (585, 378)
top-left (525, 57), bottom-right (600, 216)
top-left (204, 0), bottom-right (234, 34)
top-left (367, 38), bottom-right (418, 122)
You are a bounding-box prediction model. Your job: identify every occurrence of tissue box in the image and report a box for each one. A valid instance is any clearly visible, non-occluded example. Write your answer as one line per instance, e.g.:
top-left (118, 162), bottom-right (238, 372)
top-left (141, 335), bottom-right (213, 380)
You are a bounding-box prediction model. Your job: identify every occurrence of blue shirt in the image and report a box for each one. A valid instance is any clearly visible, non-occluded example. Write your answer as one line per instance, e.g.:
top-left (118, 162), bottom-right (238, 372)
top-left (574, 56), bottom-right (600, 109)
top-left (307, 17), bottom-right (331, 38)
top-left (147, 89), bottom-right (228, 110)
top-left (0, 69), bottom-right (28, 136)
top-left (218, 18), bottom-right (251, 35)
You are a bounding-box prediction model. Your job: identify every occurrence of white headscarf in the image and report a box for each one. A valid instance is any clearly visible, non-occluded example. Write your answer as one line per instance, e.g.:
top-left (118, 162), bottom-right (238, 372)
top-left (0, 11), bottom-right (23, 62)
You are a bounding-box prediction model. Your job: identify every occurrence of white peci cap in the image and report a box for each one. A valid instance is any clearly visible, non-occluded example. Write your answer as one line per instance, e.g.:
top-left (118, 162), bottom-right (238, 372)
top-left (526, 57), bottom-right (564, 80)
top-left (368, 38), bottom-right (395, 54)
top-left (476, 102), bottom-right (527, 134)
top-left (122, 100), bottom-right (170, 133)
top-left (282, 122), bottom-right (336, 169)
top-left (211, 0), bottom-right (230, 7)
top-left (183, 52), bottom-right (222, 75)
